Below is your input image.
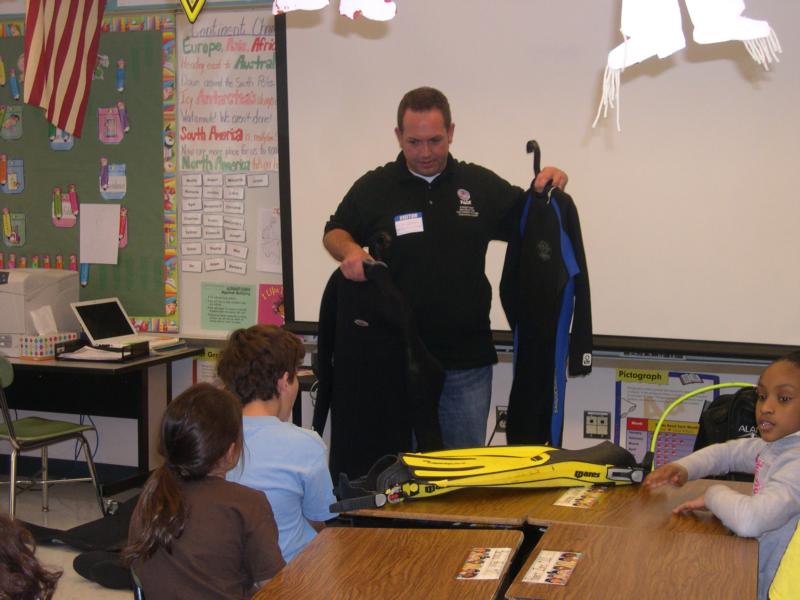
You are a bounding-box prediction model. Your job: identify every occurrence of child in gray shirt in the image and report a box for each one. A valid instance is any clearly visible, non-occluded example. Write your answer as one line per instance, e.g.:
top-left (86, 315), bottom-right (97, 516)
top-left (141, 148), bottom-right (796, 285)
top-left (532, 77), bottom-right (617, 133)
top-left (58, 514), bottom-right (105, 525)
top-left (645, 351), bottom-right (800, 600)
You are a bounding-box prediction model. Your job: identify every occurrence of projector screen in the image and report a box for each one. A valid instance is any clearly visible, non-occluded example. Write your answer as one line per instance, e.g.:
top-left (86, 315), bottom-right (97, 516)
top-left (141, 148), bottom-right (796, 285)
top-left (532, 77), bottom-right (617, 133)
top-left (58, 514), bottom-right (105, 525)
top-left (283, 0), bottom-right (799, 349)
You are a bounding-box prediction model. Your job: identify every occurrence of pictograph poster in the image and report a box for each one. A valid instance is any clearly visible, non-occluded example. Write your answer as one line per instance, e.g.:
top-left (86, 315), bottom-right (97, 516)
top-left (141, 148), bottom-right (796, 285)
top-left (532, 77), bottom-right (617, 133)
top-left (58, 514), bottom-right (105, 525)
top-left (614, 369), bottom-right (720, 468)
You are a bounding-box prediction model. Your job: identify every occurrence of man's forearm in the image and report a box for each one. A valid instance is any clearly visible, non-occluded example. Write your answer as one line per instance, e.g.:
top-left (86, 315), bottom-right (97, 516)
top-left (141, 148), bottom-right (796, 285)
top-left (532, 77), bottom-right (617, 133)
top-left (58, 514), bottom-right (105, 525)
top-left (323, 228), bottom-right (361, 261)
top-left (323, 228), bottom-right (371, 281)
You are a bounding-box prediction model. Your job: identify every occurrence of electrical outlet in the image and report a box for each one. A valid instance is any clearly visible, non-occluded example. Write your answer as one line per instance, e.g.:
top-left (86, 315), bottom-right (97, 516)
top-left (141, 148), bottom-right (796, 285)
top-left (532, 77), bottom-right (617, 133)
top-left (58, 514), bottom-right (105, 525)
top-left (584, 410), bottom-right (611, 439)
top-left (495, 405), bottom-right (508, 433)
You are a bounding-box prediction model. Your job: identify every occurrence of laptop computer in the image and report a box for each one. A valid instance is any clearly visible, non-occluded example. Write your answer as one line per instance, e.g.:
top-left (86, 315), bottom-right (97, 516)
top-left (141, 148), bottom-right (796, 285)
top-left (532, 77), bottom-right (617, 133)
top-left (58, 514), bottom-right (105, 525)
top-left (70, 297), bottom-right (180, 350)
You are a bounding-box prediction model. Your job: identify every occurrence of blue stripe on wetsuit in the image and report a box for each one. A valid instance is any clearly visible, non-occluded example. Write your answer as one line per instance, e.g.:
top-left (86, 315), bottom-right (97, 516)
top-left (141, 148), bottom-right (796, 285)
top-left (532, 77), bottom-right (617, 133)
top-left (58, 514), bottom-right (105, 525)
top-left (550, 197), bottom-right (580, 446)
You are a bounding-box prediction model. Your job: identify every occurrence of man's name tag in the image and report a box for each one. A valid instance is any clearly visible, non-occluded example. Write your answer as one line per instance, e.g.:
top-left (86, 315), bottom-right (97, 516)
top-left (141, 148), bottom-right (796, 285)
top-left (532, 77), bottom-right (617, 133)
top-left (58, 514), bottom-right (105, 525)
top-left (394, 212), bottom-right (424, 236)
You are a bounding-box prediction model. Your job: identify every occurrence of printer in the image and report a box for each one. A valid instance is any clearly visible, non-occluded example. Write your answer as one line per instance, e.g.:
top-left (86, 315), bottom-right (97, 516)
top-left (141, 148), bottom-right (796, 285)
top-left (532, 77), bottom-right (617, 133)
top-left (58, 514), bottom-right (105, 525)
top-left (0, 269), bottom-right (80, 357)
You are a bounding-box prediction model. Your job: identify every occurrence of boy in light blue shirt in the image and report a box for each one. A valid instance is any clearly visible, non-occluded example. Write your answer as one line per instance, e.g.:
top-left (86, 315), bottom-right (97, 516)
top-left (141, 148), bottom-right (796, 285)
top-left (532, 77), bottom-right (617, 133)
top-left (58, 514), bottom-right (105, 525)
top-left (218, 325), bottom-right (337, 562)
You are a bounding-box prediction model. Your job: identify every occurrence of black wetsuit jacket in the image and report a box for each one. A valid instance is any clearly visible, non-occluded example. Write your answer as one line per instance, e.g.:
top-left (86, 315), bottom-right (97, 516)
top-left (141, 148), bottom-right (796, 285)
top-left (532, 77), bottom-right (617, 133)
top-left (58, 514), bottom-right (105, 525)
top-left (314, 261), bottom-right (444, 481)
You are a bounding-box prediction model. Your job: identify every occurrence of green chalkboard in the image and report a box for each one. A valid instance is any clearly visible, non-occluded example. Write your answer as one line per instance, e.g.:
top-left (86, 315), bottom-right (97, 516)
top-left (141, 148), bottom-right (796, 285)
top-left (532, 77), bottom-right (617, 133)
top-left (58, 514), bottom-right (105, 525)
top-left (0, 29), bottom-right (166, 316)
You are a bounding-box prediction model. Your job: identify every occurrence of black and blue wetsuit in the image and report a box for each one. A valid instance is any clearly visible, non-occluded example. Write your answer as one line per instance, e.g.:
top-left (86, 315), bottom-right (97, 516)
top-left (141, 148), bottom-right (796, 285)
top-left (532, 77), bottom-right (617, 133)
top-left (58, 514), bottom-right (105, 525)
top-left (500, 187), bottom-right (592, 446)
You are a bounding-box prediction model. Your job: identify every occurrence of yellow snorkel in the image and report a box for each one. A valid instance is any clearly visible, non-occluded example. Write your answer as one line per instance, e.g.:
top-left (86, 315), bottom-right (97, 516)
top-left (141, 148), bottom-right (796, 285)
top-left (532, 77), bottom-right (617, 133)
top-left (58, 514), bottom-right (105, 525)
top-left (643, 382), bottom-right (756, 471)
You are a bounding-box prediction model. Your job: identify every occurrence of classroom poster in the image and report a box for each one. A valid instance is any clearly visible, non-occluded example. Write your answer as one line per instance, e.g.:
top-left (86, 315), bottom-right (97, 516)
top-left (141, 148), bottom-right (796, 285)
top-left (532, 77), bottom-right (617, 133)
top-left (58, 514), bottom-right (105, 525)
top-left (177, 8), bottom-right (283, 335)
top-left (258, 283), bottom-right (284, 325)
top-left (614, 369), bottom-right (719, 468)
top-left (194, 346), bottom-right (221, 385)
top-left (200, 282), bottom-right (256, 330)
top-left (257, 206), bottom-right (281, 273)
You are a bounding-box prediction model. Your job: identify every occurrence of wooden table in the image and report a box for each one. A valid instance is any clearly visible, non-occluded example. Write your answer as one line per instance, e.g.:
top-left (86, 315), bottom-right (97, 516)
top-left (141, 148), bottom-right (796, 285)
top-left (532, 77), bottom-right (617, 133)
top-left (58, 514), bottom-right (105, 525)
top-left (254, 527), bottom-right (524, 600)
top-left (350, 487), bottom-right (541, 526)
top-left (525, 479), bottom-right (753, 535)
top-left (505, 522), bottom-right (757, 600)
top-left (349, 479), bottom-right (752, 534)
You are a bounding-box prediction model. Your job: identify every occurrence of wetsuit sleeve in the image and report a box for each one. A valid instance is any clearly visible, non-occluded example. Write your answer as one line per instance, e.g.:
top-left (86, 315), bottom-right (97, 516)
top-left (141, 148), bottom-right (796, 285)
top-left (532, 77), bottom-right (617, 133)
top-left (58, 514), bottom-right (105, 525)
top-left (499, 195), bottom-right (525, 331)
top-left (312, 270), bottom-right (340, 434)
top-left (559, 192), bottom-right (593, 376)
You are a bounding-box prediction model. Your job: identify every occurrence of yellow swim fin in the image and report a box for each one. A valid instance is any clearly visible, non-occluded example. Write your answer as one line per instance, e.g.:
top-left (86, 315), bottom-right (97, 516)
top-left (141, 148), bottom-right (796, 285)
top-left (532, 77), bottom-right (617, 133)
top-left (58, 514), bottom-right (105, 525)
top-left (331, 441), bottom-right (645, 511)
top-left (395, 441), bottom-right (643, 500)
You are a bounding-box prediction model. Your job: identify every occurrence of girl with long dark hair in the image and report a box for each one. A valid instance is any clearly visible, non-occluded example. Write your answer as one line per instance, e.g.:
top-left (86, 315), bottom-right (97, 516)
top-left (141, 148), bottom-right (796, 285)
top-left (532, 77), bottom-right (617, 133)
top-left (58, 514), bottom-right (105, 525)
top-left (123, 383), bottom-right (284, 599)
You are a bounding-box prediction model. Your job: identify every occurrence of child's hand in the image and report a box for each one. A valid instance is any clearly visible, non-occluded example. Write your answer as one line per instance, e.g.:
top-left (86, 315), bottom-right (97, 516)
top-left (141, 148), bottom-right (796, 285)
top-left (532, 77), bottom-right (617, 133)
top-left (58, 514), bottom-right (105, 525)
top-left (672, 495), bottom-right (706, 514)
top-left (643, 463), bottom-right (688, 490)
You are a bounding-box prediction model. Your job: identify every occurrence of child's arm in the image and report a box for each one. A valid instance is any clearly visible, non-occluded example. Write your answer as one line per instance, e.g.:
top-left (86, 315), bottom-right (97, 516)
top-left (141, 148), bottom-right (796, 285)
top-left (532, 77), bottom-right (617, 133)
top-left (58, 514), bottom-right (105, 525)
top-left (670, 438), bottom-right (764, 481)
top-left (700, 474), bottom-right (800, 538)
top-left (672, 494), bottom-right (706, 514)
top-left (301, 441), bottom-right (340, 522)
top-left (643, 463), bottom-right (688, 490)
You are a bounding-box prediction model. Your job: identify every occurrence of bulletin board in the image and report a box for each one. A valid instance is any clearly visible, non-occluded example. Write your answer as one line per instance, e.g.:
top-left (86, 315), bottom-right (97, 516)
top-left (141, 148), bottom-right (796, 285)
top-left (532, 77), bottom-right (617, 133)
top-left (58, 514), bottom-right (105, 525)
top-left (0, 15), bottom-right (177, 331)
top-left (176, 8), bottom-right (284, 338)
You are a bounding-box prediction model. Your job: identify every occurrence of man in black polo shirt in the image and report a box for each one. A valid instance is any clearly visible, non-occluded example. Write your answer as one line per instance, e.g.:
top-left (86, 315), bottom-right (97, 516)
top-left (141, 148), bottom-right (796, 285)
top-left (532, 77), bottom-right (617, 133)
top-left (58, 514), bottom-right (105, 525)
top-left (323, 87), bottom-right (568, 449)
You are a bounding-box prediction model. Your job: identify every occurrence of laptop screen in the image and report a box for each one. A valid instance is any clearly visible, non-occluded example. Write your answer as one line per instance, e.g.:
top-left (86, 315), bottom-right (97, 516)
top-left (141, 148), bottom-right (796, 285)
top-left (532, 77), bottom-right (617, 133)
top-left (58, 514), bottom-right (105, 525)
top-left (72, 299), bottom-right (136, 341)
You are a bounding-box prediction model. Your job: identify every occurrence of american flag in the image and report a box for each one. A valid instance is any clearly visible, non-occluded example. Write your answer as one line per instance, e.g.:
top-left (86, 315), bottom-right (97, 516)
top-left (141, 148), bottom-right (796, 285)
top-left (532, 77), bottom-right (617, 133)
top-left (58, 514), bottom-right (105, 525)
top-left (23, 0), bottom-right (107, 137)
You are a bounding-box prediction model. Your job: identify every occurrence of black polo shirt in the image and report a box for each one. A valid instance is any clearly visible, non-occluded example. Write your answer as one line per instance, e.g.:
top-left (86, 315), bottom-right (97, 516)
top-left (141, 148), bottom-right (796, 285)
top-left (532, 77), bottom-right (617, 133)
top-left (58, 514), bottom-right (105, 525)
top-left (325, 153), bottom-right (524, 369)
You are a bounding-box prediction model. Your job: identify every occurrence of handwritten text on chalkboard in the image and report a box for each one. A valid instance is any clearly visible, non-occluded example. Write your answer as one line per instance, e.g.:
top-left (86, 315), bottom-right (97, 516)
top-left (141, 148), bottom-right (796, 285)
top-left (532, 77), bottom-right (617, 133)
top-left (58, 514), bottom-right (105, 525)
top-left (179, 15), bottom-right (278, 172)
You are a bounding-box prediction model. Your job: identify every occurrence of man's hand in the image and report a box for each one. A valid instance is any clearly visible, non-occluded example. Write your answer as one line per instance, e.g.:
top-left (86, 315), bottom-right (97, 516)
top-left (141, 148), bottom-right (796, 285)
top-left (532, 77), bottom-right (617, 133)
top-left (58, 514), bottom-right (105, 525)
top-left (323, 229), bottom-right (373, 281)
top-left (533, 166), bottom-right (568, 193)
top-left (339, 248), bottom-right (372, 281)
top-left (672, 494), bottom-right (706, 514)
top-left (643, 463), bottom-right (689, 490)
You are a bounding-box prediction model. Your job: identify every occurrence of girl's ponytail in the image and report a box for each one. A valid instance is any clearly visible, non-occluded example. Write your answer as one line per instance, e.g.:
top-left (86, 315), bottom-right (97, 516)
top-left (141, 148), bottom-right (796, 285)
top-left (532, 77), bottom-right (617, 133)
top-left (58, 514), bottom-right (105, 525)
top-left (122, 463), bottom-right (187, 563)
top-left (123, 383), bottom-right (242, 565)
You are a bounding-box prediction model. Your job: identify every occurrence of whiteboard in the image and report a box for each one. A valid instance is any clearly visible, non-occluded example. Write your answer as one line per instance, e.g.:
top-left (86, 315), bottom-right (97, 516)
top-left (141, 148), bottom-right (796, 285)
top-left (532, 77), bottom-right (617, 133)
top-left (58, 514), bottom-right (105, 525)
top-left (284, 0), bottom-right (800, 348)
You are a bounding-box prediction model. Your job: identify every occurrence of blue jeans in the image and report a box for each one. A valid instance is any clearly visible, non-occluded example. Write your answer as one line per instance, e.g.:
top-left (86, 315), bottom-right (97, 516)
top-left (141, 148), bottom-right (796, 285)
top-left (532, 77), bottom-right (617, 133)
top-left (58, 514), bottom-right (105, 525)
top-left (438, 366), bottom-right (493, 449)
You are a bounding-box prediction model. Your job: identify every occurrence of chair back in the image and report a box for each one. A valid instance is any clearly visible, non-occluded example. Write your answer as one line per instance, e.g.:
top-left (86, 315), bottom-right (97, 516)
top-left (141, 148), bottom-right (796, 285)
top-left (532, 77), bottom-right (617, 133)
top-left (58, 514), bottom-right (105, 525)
top-left (0, 355), bottom-right (17, 444)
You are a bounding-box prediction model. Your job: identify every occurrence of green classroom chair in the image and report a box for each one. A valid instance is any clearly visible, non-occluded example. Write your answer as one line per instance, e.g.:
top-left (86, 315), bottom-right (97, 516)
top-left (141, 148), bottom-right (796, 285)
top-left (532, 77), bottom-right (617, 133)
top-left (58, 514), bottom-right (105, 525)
top-left (0, 356), bottom-right (105, 519)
